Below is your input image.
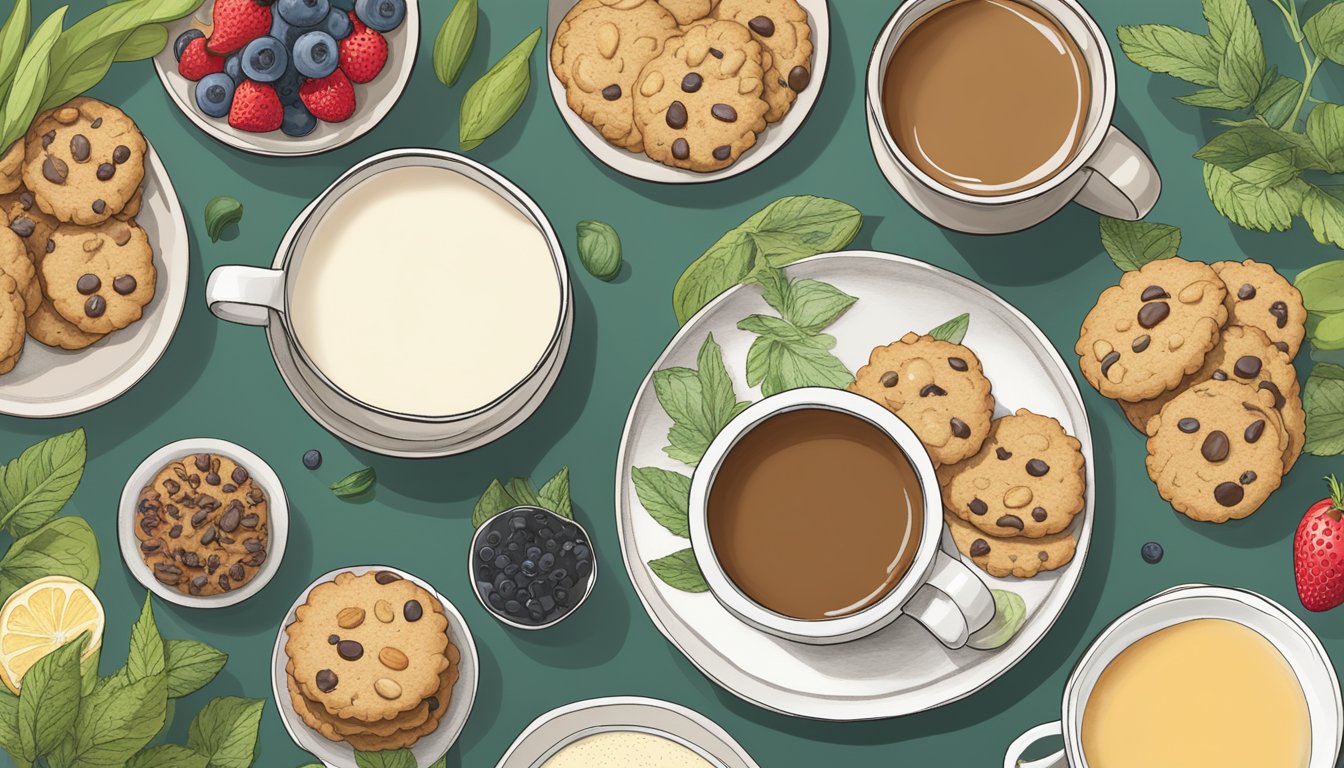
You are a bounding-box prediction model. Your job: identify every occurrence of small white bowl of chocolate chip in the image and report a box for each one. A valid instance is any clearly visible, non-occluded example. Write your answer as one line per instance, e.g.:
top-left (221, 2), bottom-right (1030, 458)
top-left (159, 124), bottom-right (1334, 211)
top-left (118, 437), bottom-right (288, 608)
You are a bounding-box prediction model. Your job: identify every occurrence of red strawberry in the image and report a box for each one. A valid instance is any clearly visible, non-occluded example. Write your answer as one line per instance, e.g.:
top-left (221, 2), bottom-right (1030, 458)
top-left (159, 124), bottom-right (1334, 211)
top-left (300, 70), bottom-right (357, 123)
top-left (208, 0), bottom-right (272, 54)
top-left (228, 80), bottom-right (284, 133)
top-left (1294, 475), bottom-right (1344, 611)
top-left (339, 15), bottom-right (388, 84)
top-left (178, 36), bottom-right (227, 81)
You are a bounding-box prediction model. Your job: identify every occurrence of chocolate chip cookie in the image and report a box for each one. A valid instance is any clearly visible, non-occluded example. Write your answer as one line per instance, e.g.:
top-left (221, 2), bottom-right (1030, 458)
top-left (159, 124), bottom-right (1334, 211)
top-left (1213, 259), bottom-right (1307, 359)
top-left (41, 218), bottom-right (155, 335)
top-left (0, 141), bottom-right (22, 195)
top-left (1076, 257), bottom-right (1228, 402)
top-left (0, 189), bottom-right (59, 265)
top-left (1145, 380), bottom-right (1288, 523)
top-left (0, 271), bottom-right (25, 375)
top-left (0, 212), bottom-right (37, 316)
top-left (133, 452), bottom-right (270, 597)
top-left (716, 0), bottom-right (812, 122)
top-left (551, 0), bottom-right (681, 151)
top-left (25, 299), bottom-right (104, 350)
top-left (658, 0), bottom-right (718, 23)
top-left (634, 21), bottom-right (769, 171)
top-left (849, 331), bottom-right (995, 466)
top-left (21, 98), bottom-right (146, 226)
top-left (939, 410), bottom-right (1086, 538)
top-left (946, 512), bottom-right (1077, 579)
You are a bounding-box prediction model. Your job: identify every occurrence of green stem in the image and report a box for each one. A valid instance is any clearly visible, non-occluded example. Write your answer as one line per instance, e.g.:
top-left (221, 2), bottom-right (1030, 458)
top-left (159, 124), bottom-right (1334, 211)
top-left (1268, 0), bottom-right (1304, 41)
top-left (1284, 54), bottom-right (1323, 129)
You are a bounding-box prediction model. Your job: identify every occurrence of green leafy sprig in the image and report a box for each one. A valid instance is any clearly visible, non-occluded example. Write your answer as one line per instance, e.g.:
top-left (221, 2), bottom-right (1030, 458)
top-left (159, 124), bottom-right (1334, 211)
top-left (471, 466), bottom-right (573, 528)
top-left (737, 266), bottom-right (856, 396)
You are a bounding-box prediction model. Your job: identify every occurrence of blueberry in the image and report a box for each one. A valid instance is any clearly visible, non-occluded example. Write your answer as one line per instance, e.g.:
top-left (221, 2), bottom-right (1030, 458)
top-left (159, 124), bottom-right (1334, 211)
top-left (174, 29), bottom-right (204, 61)
top-left (503, 563), bottom-right (519, 577)
top-left (1141, 541), bottom-right (1164, 564)
top-left (292, 30), bottom-right (338, 77)
top-left (281, 103), bottom-right (318, 137)
top-left (324, 8), bottom-right (353, 40)
top-left (539, 553), bottom-right (555, 569)
top-left (274, 65), bottom-right (304, 105)
top-left (241, 36), bottom-right (288, 82)
top-left (549, 568), bottom-right (568, 583)
top-left (485, 530), bottom-right (501, 547)
top-left (355, 0), bottom-right (405, 31)
top-left (493, 555), bottom-right (509, 570)
top-left (475, 581), bottom-right (493, 596)
top-left (498, 580), bottom-right (517, 598)
top-left (478, 546), bottom-right (495, 561)
top-left (544, 538), bottom-right (558, 552)
top-left (576, 559), bottom-right (592, 577)
top-left (526, 546), bottom-right (541, 561)
top-left (521, 560), bottom-right (538, 577)
top-left (195, 73), bottom-right (235, 118)
top-left (554, 587), bottom-right (569, 603)
top-left (224, 55), bottom-right (243, 83)
top-left (487, 592), bottom-right (503, 609)
top-left (504, 599), bottom-right (522, 615)
top-left (302, 449), bottom-right (322, 469)
top-left (279, 0), bottom-right (331, 26)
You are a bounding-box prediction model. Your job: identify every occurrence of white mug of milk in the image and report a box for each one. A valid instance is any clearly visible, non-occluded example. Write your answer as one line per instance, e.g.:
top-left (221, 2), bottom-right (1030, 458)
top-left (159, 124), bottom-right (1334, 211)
top-left (205, 149), bottom-right (572, 447)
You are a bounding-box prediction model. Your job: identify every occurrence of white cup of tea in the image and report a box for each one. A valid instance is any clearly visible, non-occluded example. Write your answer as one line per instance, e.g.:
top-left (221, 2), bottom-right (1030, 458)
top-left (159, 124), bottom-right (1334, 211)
top-left (865, 0), bottom-right (1161, 234)
top-left (1004, 584), bottom-right (1343, 768)
top-left (687, 387), bottom-right (995, 647)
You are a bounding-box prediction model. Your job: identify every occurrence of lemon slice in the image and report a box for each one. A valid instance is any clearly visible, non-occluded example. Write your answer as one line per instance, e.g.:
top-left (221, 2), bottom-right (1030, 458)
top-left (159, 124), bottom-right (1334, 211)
top-left (0, 576), bottom-right (104, 693)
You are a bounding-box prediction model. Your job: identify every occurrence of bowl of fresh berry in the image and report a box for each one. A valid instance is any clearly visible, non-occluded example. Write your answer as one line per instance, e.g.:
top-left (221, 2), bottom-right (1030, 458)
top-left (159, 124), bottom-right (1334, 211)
top-left (469, 506), bottom-right (598, 631)
top-left (154, 0), bottom-right (418, 156)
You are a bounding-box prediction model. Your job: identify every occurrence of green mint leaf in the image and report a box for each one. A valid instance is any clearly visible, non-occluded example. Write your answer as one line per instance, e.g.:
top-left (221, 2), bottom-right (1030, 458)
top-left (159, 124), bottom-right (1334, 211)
top-left (782, 279), bottom-right (856, 334)
top-left (648, 548), bottom-right (708, 593)
top-left (127, 745), bottom-right (209, 768)
top-left (18, 632), bottom-right (87, 761)
top-left (1306, 2), bottom-right (1344, 67)
top-left (746, 263), bottom-right (790, 316)
top-left (1253, 74), bottom-right (1302, 127)
top-left (1194, 124), bottom-right (1301, 171)
top-left (0, 427), bottom-right (86, 538)
top-left (1203, 163), bottom-right (1304, 232)
top-left (204, 196), bottom-right (243, 243)
top-left (50, 666), bottom-right (166, 768)
top-left (576, 220), bottom-right (622, 281)
top-left (967, 590), bottom-right (1027, 650)
top-left (355, 748), bottom-right (417, 768)
top-left (433, 0), bottom-right (477, 87)
top-left (0, 517), bottom-right (99, 604)
top-left (631, 467), bottom-right (691, 538)
top-left (743, 332), bottom-right (852, 396)
top-left (472, 479), bottom-right (517, 528)
top-left (330, 468), bottom-right (375, 499)
top-left (504, 477), bottom-right (540, 507)
top-left (187, 696), bottom-right (264, 768)
top-left (1202, 0), bottom-right (1242, 49)
top-left (113, 25), bottom-right (169, 62)
top-left (928, 313), bottom-right (971, 344)
top-left (126, 594), bottom-right (165, 683)
top-left (673, 232), bottom-right (757, 327)
top-left (1213, 0), bottom-right (1265, 106)
top-left (0, 689), bottom-right (17, 757)
top-left (164, 640), bottom-right (227, 699)
top-left (0, 0), bottom-right (30, 98)
top-left (1295, 260), bottom-right (1344, 314)
top-left (0, 6), bottom-right (64, 155)
top-left (1310, 311), bottom-right (1344, 350)
top-left (1300, 183), bottom-right (1344, 249)
top-left (654, 335), bottom-right (749, 467)
top-left (1175, 88), bottom-right (1252, 109)
top-left (696, 333), bottom-right (746, 430)
top-left (1305, 364), bottom-right (1344, 456)
top-left (1099, 217), bottom-right (1182, 271)
top-left (1308, 103), bottom-right (1344, 173)
top-left (1116, 25), bottom-right (1219, 87)
top-left (536, 466), bottom-right (572, 520)
top-left (459, 27), bottom-right (540, 151)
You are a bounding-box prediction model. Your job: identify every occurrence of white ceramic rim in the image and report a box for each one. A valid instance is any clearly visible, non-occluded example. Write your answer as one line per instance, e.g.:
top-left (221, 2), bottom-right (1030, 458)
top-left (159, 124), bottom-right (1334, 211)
top-left (117, 438), bottom-right (289, 609)
top-left (687, 387), bottom-right (943, 643)
top-left (863, 0), bottom-right (1116, 205)
top-left (494, 696), bottom-right (760, 768)
top-left (467, 506), bottom-right (599, 631)
top-left (0, 144), bottom-right (189, 418)
top-left (545, 0), bottom-right (831, 184)
top-left (270, 564), bottom-right (481, 768)
top-left (152, 1), bottom-right (421, 158)
top-left (614, 250), bottom-right (1094, 720)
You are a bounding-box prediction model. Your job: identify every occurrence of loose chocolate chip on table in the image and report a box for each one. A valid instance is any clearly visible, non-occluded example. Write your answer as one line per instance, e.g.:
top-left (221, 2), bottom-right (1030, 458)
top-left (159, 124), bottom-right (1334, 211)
top-left (113, 145), bottom-right (131, 164)
top-left (1032, 507), bottom-right (1048, 522)
top-left (880, 371), bottom-right (898, 387)
top-left (1258, 381), bottom-right (1286, 409)
top-left (375, 570), bottom-right (402, 584)
top-left (948, 357), bottom-right (968, 371)
top-left (96, 163), bottom-right (115, 181)
top-left (315, 669), bottom-right (338, 693)
top-left (336, 640), bottom-right (364, 661)
top-left (708, 47), bottom-right (723, 58)
top-left (1141, 541), bottom-right (1163, 564)
top-left (682, 72), bottom-right (702, 92)
top-left (1201, 431), bottom-right (1230, 462)
top-left (1026, 459), bottom-right (1050, 477)
top-left (711, 103), bottom-right (737, 122)
top-left (919, 384), bottom-right (947, 397)
top-left (92, 199), bottom-right (106, 214)
top-left (17, 192), bottom-right (33, 209)
top-left (9, 217), bottom-right (34, 238)
top-left (1233, 356), bottom-right (1262, 379)
top-left (70, 134), bottom-right (90, 162)
top-left (42, 156), bottom-right (68, 184)
top-left (748, 15), bottom-right (776, 35)
top-left (1137, 302), bottom-right (1170, 329)
top-left (666, 100), bottom-right (687, 129)
top-left (404, 599), bottom-right (423, 622)
top-left (712, 145), bottom-right (731, 161)
top-left (1269, 301), bottom-right (1289, 328)
top-left (996, 447), bottom-right (1013, 460)
top-left (231, 466), bottom-right (249, 485)
top-left (601, 84), bottom-right (621, 101)
top-left (1131, 334), bottom-right (1151, 353)
top-left (996, 515), bottom-right (1024, 531)
top-left (1245, 419), bottom-right (1266, 443)
top-left (968, 498), bottom-right (988, 516)
top-left (969, 539), bottom-right (990, 557)
top-left (91, 117), bottom-right (102, 129)
top-left (1238, 283), bottom-right (1256, 300)
top-left (671, 138), bottom-right (690, 160)
top-left (1140, 285), bottom-right (1170, 301)
top-left (950, 417), bottom-right (971, 439)
top-left (788, 65), bottom-right (810, 91)
top-left (303, 449), bottom-right (323, 469)
top-left (84, 296), bottom-right (105, 318)
top-left (1100, 351), bottom-right (1120, 378)
top-left (1214, 481), bottom-right (1244, 507)
top-left (1241, 470), bottom-right (1258, 485)
top-left (1178, 417), bottom-right (1200, 433)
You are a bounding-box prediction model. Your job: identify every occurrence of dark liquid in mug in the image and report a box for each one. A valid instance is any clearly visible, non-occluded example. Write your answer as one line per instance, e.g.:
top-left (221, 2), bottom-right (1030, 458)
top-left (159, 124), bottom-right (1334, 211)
top-left (707, 409), bottom-right (924, 621)
top-left (882, 0), bottom-right (1091, 196)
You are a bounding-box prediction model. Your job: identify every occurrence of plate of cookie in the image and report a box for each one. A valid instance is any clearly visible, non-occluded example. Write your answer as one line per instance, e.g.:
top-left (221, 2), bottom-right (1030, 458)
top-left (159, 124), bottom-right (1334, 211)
top-left (547, 0), bottom-right (829, 182)
top-left (0, 97), bottom-right (188, 418)
top-left (615, 250), bottom-right (1094, 719)
top-left (272, 565), bottom-right (479, 767)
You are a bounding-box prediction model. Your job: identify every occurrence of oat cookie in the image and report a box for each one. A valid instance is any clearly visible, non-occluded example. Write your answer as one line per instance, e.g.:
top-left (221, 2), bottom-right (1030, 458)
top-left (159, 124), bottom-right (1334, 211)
top-left (658, 0), bottom-right (719, 23)
top-left (340, 645), bottom-right (460, 751)
top-left (22, 98), bottom-right (146, 226)
top-left (41, 218), bottom-right (155, 335)
top-left (849, 332), bottom-right (994, 466)
top-left (0, 189), bottom-right (59, 264)
top-left (287, 571), bottom-right (450, 722)
top-left (0, 212), bottom-right (37, 316)
top-left (939, 410), bottom-right (1085, 539)
top-left (716, 0), bottom-right (812, 120)
top-left (25, 299), bottom-right (104, 350)
top-left (1213, 259), bottom-right (1307, 359)
top-left (0, 271), bottom-right (25, 374)
top-left (551, 0), bottom-right (681, 151)
top-left (0, 141), bottom-right (22, 195)
top-left (1076, 257), bottom-right (1228, 402)
top-left (945, 512), bottom-right (1076, 579)
top-left (634, 20), bottom-right (769, 171)
top-left (1145, 380), bottom-right (1288, 523)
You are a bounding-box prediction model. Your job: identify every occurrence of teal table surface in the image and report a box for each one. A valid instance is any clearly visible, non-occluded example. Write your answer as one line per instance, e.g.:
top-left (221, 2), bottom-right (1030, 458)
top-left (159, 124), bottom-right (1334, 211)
top-left (3, 0), bottom-right (1343, 765)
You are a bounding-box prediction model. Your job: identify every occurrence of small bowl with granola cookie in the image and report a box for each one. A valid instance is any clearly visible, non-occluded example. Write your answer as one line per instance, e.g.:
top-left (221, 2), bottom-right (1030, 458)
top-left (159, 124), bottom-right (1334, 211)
top-left (118, 437), bottom-right (289, 609)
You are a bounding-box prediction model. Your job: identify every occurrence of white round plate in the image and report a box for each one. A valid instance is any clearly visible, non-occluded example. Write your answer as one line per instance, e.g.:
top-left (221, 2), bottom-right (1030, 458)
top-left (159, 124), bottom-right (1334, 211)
top-left (495, 696), bottom-right (759, 768)
top-left (272, 565), bottom-right (480, 768)
top-left (615, 251), bottom-right (1095, 720)
top-left (153, 0), bottom-right (420, 157)
top-left (118, 438), bottom-right (289, 609)
top-left (0, 143), bottom-right (189, 418)
top-left (545, 0), bottom-right (829, 184)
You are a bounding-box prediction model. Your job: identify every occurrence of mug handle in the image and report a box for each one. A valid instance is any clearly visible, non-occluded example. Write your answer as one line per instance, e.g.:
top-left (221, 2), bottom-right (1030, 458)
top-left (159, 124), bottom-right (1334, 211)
top-left (1073, 126), bottom-right (1161, 220)
top-left (205, 265), bottom-right (285, 327)
top-left (904, 550), bottom-right (996, 648)
top-left (1004, 721), bottom-right (1066, 768)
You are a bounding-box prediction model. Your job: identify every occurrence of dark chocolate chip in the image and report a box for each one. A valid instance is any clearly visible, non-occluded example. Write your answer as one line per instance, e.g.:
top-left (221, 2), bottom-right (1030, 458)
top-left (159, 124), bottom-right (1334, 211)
top-left (169, 524), bottom-right (182, 539)
top-left (601, 84), bottom-right (621, 101)
top-left (748, 15), bottom-right (776, 36)
top-left (1140, 285), bottom-right (1170, 301)
top-left (1258, 381), bottom-right (1285, 409)
top-left (969, 498), bottom-right (987, 516)
top-left (244, 538), bottom-right (263, 553)
top-left (919, 384), bottom-right (948, 397)
top-left (1269, 301), bottom-right (1289, 329)
top-left (328, 635), bottom-right (339, 644)
top-left (231, 466), bottom-right (249, 485)
top-left (180, 551), bottom-right (200, 568)
top-left (996, 447), bottom-right (1013, 460)
top-left (948, 357), bottom-right (968, 371)
top-left (1214, 482), bottom-right (1244, 507)
top-left (228, 562), bottom-right (245, 581)
top-left (153, 564), bottom-right (181, 584)
top-left (1240, 470), bottom-right (1257, 485)
top-left (189, 576), bottom-right (208, 594)
top-left (1138, 302), bottom-right (1170, 329)
top-left (712, 145), bottom-right (731, 161)
top-left (240, 514), bottom-right (259, 528)
top-left (113, 145), bottom-right (130, 164)
top-left (1273, 341), bottom-right (1290, 354)
top-left (1201, 430), bottom-right (1230, 462)
top-left (201, 526), bottom-right (217, 545)
top-left (96, 163), bottom-right (115, 181)
top-left (217, 573), bottom-right (232, 591)
top-left (950, 417), bottom-right (971, 439)
top-left (666, 100), bottom-right (687, 129)
top-left (1031, 507), bottom-right (1047, 522)
top-left (427, 696), bottom-right (439, 711)
top-left (191, 508), bottom-right (208, 527)
top-left (1178, 417), bottom-right (1200, 433)
top-left (708, 47), bottom-right (723, 58)
top-left (879, 371), bottom-right (898, 387)
top-left (1211, 370), bottom-right (1229, 381)
top-left (1025, 459), bottom-right (1049, 477)
top-left (41, 131), bottom-right (54, 149)
top-left (45, 239), bottom-right (54, 253)
top-left (9, 217), bottom-right (34, 238)
top-left (336, 640), bottom-right (363, 661)
top-left (113, 275), bottom-right (137, 295)
top-left (42, 156), bottom-right (68, 184)
top-left (70, 134), bottom-right (90, 162)
top-left (1131, 334), bottom-right (1151, 353)
top-left (787, 65), bottom-right (810, 91)
top-left (1101, 351), bottom-right (1121, 378)
top-left (1038, 551), bottom-right (1049, 562)
top-left (17, 192), bottom-right (33, 210)
top-left (969, 539), bottom-right (990, 557)
top-left (1238, 283), bottom-right (1256, 300)
top-left (375, 571), bottom-right (402, 584)
top-left (1233, 355), bottom-right (1262, 379)
top-left (996, 515), bottom-right (1024, 531)
top-left (1245, 419), bottom-right (1266, 443)
top-left (140, 538), bottom-right (162, 553)
top-left (681, 72), bottom-right (702, 92)
top-left (91, 199), bottom-right (105, 214)
top-left (84, 295), bottom-right (105, 318)
top-left (672, 138), bottom-right (689, 160)
top-left (711, 103), bottom-right (737, 122)
top-left (76, 274), bottom-right (100, 295)
top-left (315, 669), bottom-right (338, 692)
top-left (403, 599), bottom-right (423, 622)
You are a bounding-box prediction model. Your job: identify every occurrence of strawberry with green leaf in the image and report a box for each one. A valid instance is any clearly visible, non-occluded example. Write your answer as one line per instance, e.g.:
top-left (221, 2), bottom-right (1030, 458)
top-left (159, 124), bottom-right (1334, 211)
top-left (1294, 475), bottom-right (1344, 611)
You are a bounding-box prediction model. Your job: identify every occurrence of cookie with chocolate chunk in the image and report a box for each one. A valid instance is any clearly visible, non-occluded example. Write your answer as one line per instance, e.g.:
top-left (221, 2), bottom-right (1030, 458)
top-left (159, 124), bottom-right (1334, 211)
top-left (1146, 380), bottom-right (1287, 523)
top-left (1076, 257), bottom-right (1228, 402)
top-left (0, 141), bottom-right (22, 195)
top-left (1213, 259), bottom-right (1307, 359)
top-left (0, 189), bottom-right (59, 265)
top-left (21, 98), bottom-right (146, 226)
top-left (945, 512), bottom-right (1076, 578)
top-left (849, 331), bottom-right (994, 466)
top-left (939, 410), bottom-right (1086, 539)
top-left (41, 218), bottom-right (155, 334)
top-left (0, 211), bottom-right (37, 316)
top-left (715, 0), bottom-right (813, 121)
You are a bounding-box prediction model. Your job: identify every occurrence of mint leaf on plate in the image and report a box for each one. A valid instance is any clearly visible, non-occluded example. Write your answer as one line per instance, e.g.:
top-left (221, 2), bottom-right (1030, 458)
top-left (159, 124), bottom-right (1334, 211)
top-left (648, 548), bottom-right (708, 593)
top-left (653, 334), bottom-right (750, 467)
top-left (631, 467), bottom-right (691, 538)
top-left (928, 313), bottom-right (971, 344)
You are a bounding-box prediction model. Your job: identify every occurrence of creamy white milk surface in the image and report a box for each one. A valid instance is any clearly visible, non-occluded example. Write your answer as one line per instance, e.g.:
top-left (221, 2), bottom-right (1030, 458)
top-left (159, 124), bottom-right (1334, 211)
top-left (290, 165), bottom-right (561, 416)
top-left (540, 731), bottom-right (715, 768)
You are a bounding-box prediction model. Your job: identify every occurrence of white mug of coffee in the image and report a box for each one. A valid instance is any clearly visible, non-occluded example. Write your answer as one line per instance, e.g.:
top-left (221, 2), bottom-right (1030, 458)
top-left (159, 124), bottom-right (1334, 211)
top-left (1004, 585), bottom-right (1343, 768)
top-left (866, 0), bottom-right (1160, 234)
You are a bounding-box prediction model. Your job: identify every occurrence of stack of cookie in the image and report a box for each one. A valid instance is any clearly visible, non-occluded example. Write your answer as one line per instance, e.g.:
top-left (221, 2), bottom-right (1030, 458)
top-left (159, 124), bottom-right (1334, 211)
top-left (1076, 257), bottom-right (1307, 523)
top-left (285, 570), bottom-right (461, 751)
top-left (848, 332), bottom-right (1088, 579)
top-left (551, 0), bottom-right (814, 172)
top-left (0, 96), bottom-right (156, 374)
